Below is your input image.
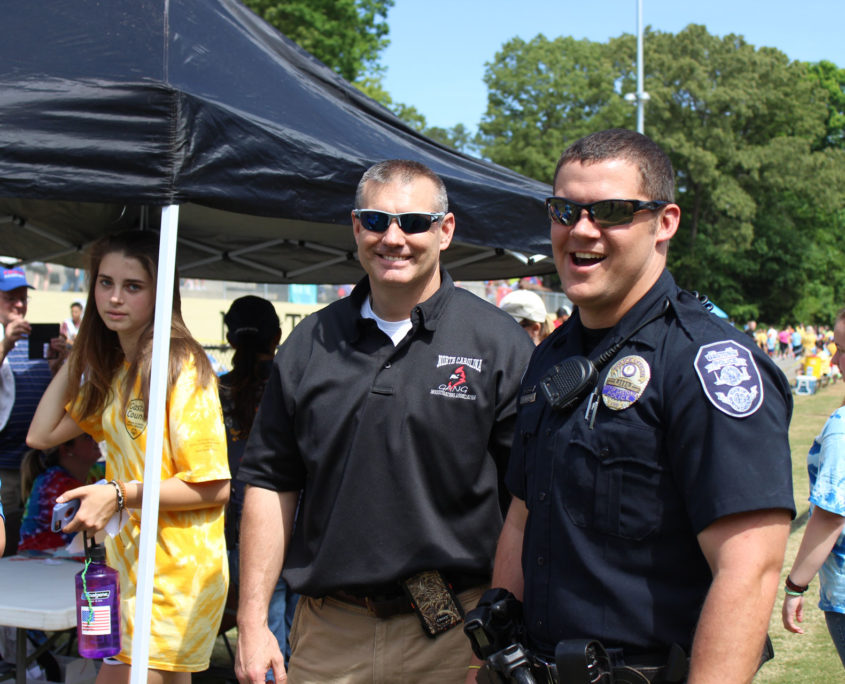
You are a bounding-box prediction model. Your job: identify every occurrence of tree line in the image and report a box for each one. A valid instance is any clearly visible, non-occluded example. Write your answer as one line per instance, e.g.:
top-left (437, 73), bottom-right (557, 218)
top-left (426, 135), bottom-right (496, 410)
top-left (244, 1), bottom-right (845, 327)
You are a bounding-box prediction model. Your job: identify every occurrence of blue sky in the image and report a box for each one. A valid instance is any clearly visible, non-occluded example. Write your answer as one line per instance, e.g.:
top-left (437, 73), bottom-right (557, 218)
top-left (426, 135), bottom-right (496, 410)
top-left (381, 0), bottom-right (844, 131)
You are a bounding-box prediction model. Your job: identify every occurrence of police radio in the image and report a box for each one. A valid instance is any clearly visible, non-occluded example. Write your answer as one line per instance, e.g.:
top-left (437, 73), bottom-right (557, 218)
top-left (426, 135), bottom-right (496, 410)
top-left (540, 299), bottom-right (670, 415)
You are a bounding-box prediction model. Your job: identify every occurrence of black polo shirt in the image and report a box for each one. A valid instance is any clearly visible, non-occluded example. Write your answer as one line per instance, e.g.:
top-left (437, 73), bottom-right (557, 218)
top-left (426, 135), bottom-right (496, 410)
top-left (507, 269), bottom-right (794, 657)
top-left (238, 271), bottom-right (534, 596)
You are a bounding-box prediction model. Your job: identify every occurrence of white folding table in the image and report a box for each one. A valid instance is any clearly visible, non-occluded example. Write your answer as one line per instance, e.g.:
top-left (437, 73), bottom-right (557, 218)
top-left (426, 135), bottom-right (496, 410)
top-left (0, 556), bottom-right (80, 684)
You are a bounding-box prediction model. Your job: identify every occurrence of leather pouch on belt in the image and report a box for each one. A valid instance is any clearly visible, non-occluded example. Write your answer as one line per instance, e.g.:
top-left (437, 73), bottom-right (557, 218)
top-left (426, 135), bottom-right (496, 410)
top-left (402, 570), bottom-right (465, 638)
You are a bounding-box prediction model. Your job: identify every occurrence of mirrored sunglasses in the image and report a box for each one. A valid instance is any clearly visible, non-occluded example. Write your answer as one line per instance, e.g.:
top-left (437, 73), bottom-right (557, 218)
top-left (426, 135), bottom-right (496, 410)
top-left (545, 197), bottom-right (669, 228)
top-left (353, 209), bottom-right (445, 234)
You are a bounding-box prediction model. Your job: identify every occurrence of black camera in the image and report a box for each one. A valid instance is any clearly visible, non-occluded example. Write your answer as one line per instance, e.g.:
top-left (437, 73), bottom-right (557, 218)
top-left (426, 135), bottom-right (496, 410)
top-left (464, 588), bottom-right (525, 661)
top-left (464, 589), bottom-right (537, 684)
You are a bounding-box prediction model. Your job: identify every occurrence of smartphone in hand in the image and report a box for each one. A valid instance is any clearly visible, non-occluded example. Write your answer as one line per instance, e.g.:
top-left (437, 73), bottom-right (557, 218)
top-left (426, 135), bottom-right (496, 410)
top-left (29, 323), bottom-right (61, 360)
top-left (51, 499), bottom-right (81, 532)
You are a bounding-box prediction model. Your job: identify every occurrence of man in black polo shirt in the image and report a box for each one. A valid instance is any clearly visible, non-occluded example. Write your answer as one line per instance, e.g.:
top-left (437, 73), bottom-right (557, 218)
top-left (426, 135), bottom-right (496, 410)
top-left (486, 130), bottom-right (794, 683)
top-left (235, 159), bottom-right (534, 684)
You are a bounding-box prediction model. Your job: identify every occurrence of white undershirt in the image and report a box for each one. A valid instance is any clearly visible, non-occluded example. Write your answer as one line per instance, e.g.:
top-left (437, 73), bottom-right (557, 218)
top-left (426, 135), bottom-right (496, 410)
top-left (361, 297), bottom-right (412, 346)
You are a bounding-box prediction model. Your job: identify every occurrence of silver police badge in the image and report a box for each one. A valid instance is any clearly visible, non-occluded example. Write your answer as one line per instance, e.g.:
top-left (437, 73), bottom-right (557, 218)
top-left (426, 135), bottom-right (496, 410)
top-left (694, 341), bottom-right (763, 418)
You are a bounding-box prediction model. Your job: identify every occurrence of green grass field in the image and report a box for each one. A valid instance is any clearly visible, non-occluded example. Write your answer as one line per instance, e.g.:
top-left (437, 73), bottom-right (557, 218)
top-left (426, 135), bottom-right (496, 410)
top-left (756, 380), bottom-right (845, 683)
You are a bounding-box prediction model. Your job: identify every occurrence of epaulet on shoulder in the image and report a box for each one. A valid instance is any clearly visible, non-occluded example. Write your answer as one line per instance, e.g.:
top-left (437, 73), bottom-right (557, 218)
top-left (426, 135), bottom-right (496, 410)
top-left (671, 289), bottom-right (727, 341)
top-left (686, 290), bottom-right (715, 313)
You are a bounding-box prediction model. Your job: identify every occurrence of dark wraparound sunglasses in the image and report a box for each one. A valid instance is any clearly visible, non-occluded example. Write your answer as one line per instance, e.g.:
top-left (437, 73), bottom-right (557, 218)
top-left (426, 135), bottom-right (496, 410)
top-left (545, 197), bottom-right (670, 228)
top-left (353, 209), bottom-right (445, 234)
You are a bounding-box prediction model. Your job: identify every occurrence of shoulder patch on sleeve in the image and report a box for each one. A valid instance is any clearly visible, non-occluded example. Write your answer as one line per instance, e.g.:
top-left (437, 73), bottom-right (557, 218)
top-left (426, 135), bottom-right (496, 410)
top-left (694, 341), bottom-right (764, 418)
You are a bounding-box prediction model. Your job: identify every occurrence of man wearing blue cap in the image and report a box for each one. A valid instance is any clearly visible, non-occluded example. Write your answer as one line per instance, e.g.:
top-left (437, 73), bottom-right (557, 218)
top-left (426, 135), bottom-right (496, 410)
top-left (0, 267), bottom-right (56, 554)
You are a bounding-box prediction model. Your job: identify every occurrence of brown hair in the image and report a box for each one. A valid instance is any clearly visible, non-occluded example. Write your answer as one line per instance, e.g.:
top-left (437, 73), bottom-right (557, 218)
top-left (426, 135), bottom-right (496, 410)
top-left (20, 447), bottom-right (60, 503)
top-left (66, 230), bottom-right (214, 420)
top-left (554, 128), bottom-right (675, 202)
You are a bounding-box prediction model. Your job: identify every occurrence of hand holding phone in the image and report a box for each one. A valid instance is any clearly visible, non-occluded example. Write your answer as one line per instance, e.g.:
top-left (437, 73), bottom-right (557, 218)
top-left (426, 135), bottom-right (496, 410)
top-left (51, 499), bottom-right (81, 533)
top-left (29, 323), bottom-right (61, 360)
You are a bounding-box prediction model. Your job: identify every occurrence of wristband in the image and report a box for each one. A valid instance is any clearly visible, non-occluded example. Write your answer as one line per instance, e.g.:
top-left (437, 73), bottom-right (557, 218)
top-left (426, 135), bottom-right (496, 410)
top-left (108, 479), bottom-right (125, 513)
top-left (116, 479), bottom-right (127, 507)
top-left (785, 589), bottom-right (804, 597)
top-left (785, 575), bottom-right (808, 594)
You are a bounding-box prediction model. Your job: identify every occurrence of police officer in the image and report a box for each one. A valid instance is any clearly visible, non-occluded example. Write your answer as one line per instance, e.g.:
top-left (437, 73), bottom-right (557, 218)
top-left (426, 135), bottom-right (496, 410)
top-left (487, 129), bottom-right (794, 683)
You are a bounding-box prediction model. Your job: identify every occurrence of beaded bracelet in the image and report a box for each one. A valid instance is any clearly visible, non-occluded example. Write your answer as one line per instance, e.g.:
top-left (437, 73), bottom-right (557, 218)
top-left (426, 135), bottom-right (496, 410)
top-left (785, 575), bottom-right (809, 594)
top-left (116, 479), bottom-right (127, 507)
top-left (108, 479), bottom-right (125, 513)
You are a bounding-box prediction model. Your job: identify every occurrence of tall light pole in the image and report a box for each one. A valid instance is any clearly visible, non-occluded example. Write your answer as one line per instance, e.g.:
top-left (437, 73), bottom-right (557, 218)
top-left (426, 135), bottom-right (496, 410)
top-left (624, 0), bottom-right (650, 133)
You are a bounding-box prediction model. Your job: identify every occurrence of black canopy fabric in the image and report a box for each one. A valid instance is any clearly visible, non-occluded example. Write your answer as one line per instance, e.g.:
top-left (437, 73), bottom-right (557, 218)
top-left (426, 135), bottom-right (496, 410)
top-left (0, 0), bottom-right (554, 283)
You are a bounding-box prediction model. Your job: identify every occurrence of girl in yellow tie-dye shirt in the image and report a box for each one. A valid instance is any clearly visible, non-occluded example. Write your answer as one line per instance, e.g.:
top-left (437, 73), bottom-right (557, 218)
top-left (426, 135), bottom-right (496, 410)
top-left (28, 231), bottom-right (229, 684)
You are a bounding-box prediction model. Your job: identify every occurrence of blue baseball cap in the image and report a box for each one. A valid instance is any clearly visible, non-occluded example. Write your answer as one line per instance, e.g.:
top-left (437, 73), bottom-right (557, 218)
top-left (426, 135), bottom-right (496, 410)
top-left (0, 268), bottom-right (34, 292)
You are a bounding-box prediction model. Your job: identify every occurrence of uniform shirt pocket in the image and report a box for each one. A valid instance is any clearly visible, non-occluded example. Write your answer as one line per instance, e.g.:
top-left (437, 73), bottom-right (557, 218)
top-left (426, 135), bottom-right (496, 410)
top-left (517, 399), bottom-right (548, 506)
top-left (566, 418), bottom-right (665, 540)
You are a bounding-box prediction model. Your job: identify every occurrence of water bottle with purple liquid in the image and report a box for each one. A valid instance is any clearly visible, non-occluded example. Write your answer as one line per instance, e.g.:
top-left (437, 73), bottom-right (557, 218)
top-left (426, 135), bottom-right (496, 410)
top-left (75, 534), bottom-right (121, 658)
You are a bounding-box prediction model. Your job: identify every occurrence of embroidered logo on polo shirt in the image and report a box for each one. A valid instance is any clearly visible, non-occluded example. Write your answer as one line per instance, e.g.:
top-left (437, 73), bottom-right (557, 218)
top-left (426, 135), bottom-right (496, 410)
top-left (430, 355), bottom-right (482, 401)
top-left (694, 341), bottom-right (763, 418)
top-left (436, 354), bottom-right (483, 372)
top-left (125, 398), bottom-right (147, 439)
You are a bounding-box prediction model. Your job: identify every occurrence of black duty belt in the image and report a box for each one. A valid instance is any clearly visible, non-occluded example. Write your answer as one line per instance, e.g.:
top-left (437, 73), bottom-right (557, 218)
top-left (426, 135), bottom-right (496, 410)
top-left (532, 641), bottom-right (689, 684)
top-left (532, 661), bottom-right (687, 684)
top-left (530, 635), bottom-right (771, 684)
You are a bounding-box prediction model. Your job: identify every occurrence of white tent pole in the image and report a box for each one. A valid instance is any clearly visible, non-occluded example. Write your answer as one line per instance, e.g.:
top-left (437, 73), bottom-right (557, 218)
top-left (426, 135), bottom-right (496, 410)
top-left (129, 205), bottom-right (179, 684)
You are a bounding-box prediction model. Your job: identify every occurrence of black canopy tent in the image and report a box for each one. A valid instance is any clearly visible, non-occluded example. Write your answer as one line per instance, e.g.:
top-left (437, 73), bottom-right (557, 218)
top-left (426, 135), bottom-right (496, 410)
top-left (0, 0), bottom-right (554, 283)
top-left (0, 3), bottom-right (558, 678)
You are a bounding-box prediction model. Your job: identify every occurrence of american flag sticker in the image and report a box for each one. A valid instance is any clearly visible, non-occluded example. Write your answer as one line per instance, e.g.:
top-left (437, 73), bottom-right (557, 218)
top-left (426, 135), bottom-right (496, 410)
top-left (80, 606), bottom-right (112, 636)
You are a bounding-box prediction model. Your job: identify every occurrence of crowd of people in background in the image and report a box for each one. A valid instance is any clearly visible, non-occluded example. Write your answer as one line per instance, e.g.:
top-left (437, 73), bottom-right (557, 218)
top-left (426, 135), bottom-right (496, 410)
top-left (745, 320), bottom-right (836, 360)
top-left (743, 320), bottom-right (843, 383)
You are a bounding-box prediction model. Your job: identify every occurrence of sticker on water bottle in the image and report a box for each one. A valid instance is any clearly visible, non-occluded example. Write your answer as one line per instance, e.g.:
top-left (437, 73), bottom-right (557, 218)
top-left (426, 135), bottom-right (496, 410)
top-left (80, 605), bottom-right (112, 636)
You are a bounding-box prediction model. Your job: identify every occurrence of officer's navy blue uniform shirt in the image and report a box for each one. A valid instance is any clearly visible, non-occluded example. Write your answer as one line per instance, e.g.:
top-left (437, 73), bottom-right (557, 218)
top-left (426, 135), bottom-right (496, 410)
top-left (238, 271), bottom-right (534, 597)
top-left (507, 269), bottom-right (795, 657)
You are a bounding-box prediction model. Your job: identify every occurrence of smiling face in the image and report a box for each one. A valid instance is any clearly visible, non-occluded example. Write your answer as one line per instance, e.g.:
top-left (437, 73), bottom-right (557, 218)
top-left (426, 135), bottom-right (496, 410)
top-left (551, 159), bottom-right (679, 329)
top-left (0, 286), bottom-right (29, 326)
top-left (94, 251), bottom-right (155, 359)
top-left (353, 176), bottom-right (455, 312)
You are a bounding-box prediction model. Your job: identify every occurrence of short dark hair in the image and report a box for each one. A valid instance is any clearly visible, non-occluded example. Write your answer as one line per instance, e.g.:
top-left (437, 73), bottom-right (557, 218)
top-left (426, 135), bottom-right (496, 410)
top-left (554, 128), bottom-right (675, 202)
top-left (355, 159), bottom-right (448, 212)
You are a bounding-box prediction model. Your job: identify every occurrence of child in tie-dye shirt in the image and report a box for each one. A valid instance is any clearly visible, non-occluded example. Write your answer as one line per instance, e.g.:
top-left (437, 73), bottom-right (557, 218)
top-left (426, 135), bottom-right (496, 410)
top-left (18, 434), bottom-right (103, 552)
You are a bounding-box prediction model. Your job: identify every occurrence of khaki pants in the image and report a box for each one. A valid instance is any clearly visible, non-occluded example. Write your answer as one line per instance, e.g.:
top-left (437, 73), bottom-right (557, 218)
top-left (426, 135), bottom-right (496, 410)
top-left (287, 586), bottom-right (484, 684)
